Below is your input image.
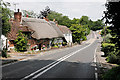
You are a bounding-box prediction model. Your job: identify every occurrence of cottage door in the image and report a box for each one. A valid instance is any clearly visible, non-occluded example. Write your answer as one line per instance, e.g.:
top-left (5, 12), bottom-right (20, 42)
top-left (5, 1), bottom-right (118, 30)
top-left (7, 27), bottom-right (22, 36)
top-left (38, 44), bottom-right (41, 50)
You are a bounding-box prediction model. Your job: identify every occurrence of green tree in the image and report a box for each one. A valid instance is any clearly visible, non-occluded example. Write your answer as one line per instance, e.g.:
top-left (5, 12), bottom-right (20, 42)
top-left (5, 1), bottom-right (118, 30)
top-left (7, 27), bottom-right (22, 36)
top-left (79, 16), bottom-right (89, 25)
top-left (104, 1), bottom-right (120, 64)
top-left (71, 18), bottom-right (80, 24)
top-left (14, 31), bottom-right (28, 52)
top-left (48, 11), bottom-right (72, 27)
top-left (0, 0), bottom-right (11, 36)
top-left (91, 19), bottom-right (104, 31)
top-left (70, 24), bottom-right (86, 43)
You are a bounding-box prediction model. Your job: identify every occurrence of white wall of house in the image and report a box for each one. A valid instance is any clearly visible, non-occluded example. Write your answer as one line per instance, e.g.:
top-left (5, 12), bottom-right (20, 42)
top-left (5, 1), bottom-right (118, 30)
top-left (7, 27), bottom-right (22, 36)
top-left (63, 33), bottom-right (72, 43)
top-left (1, 35), bottom-right (9, 50)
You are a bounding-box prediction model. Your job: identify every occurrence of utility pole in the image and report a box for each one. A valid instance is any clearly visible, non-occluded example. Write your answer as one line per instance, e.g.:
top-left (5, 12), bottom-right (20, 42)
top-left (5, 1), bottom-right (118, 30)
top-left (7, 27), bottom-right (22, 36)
top-left (0, 7), bottom-right (2, 52)
top-left (103, 11), bottom-right (108, 43)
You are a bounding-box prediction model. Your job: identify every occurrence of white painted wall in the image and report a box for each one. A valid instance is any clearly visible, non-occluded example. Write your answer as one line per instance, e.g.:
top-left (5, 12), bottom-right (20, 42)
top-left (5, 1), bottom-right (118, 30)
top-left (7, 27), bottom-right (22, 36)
top-left (1, 35), bottom-right (8, 50)
top-left (63, 33), bottom-right (72, 43)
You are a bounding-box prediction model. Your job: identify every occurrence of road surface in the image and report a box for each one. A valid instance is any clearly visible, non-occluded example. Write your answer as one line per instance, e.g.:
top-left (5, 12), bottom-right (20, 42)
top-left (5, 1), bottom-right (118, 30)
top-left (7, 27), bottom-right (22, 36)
top-left (2, 31), bottom-right (101, 80)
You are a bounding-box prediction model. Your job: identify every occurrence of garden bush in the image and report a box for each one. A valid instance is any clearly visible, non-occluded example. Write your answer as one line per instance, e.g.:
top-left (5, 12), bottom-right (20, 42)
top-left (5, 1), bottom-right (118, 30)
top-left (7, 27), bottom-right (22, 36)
top-left (14, 31), bottom-right (28, 52)
top-left (101, 43), bottom-right (115, 57)
top-left (82, 36), bottom-right (87, 41)
top-left (2, 49), bottom-right (7, 58)
top-left (102, 66), bottom-right (120, 80)
top-left (106, 53), bottom-right (118, 63)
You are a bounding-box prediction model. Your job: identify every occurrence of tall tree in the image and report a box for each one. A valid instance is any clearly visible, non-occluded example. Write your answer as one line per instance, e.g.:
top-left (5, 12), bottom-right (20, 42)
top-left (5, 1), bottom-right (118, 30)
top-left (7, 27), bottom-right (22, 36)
top-left (102, 1), bottom-right (120, 64)
top-left (48, 11), bottom-right (72, 27)
top-left (70, 24), bottom-right (87, 43)
top-left (79, 16), bottom-right (89, 25)
top-left (0, 0), bottom-right (11, 36)
top-left (103, 1), bottom-right (120, 50)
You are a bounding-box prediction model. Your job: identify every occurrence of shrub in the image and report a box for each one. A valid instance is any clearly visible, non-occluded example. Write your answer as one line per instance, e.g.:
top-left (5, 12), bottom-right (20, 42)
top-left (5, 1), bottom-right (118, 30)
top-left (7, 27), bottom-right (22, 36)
top-left (58, 42), bottom-right (62, 45)
top-left (106, 53), bottom-right (118, 63)
top-left (2, 48), bottom-right (10, 58)
top-left (2, 49), bottom-right (7, 58)
top-left (14, 31), bottom-right (28, 52)
top-left (102, 66), bottom-right (120, 80)
top-left (62, 42), bottom-right (67, 46)
top-left (56, 43), bottom-right (58, 46)
top-left (101, 43), bottom-right (115, 57)
top-left (53, 45), bottom-right (58, 48)
top-left (82, 36), bottom-right (87, 41)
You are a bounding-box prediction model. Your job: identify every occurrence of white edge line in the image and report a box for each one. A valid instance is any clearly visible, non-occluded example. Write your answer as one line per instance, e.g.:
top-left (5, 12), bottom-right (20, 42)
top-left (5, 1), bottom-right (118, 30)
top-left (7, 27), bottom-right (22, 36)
top-left (94, 42), bottom-right (98, 80)
top-left (21, 51), bottom-right (74, 80)
top-left (30, 39), bottom-right (95, 79)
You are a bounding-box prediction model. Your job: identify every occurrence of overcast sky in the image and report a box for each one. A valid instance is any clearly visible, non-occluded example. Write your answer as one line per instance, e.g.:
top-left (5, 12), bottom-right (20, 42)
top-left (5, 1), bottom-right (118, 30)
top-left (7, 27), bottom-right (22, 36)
top-left (4, 0), bottom-right (106, 21)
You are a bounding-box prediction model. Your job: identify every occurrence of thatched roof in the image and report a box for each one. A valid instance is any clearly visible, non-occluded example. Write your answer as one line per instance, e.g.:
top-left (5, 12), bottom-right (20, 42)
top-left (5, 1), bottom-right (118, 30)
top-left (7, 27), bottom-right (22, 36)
top-left (49, 21), bottom-right (63, 37)
top-left (22, 17), bottom-right (64, 39)
top-left (7, 21), bottom-right (34, 40)
top-left (58, 25), bottom-right (72, 34)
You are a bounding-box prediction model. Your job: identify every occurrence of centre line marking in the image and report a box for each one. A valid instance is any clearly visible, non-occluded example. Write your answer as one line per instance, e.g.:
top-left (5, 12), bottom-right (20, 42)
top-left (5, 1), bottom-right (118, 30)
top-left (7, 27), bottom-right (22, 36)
top-left (21, 39), bottom-right (95, 80)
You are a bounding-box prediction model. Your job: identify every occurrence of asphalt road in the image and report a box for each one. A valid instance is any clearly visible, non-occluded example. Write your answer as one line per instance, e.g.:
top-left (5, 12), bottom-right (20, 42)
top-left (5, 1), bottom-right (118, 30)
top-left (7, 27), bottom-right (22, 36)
top-left (2, 31), bottom-right (100, 80)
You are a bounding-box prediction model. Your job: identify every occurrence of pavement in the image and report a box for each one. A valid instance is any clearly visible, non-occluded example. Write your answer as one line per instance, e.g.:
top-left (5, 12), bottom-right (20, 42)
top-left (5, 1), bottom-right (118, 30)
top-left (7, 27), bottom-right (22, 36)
top-left (1, 44), bottom-right (81, 65)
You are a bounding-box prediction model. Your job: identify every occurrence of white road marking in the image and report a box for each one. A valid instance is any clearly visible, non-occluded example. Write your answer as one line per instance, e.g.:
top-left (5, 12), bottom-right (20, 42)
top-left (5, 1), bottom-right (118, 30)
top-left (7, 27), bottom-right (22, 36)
top-left (94, 38), bottom-right (99, 80)
top-left (21, 39), bottom-right (95, 80)
top-left (95, 73), bottom-right (98, 80)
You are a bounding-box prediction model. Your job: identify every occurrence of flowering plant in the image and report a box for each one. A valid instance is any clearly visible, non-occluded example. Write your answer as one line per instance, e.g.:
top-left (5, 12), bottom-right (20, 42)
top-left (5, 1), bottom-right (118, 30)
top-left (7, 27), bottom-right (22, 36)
top-left (42, 45), bottom-right (45, 49)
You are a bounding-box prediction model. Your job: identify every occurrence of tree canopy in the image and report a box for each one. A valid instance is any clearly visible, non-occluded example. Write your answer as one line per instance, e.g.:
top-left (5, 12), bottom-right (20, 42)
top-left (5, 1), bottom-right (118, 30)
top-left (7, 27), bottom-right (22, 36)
top-left (0, 0), bottom-right (11, 36)
top-left (70, 24), bottom-right (88, 43)
top-left (48, 11), bottom-right (72, 28)
top-left (48, 10), bottom-right (104, 30)
top-left (101, 1), bottom-right (120, 64)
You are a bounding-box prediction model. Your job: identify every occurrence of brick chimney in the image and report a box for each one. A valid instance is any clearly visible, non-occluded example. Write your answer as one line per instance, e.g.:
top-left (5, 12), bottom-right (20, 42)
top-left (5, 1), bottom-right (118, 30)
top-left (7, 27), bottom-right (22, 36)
top-left (43, 17), bottom-right (49, 22)
top-left (53, 19), bottom-right (58, 26)
top-left (14, 9), bottom-right (22, 23)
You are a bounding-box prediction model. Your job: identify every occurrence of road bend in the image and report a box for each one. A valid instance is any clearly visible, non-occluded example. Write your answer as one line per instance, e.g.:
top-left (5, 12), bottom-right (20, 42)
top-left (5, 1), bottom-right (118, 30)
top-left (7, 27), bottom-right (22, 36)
top-left (2, 31), bottom-right (100, 80)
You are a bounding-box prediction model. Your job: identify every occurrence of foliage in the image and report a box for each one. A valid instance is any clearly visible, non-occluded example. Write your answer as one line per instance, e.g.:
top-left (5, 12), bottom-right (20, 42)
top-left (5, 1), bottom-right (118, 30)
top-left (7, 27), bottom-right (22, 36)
top-left (42, 45), bottom-right (45, 49)
top-left (90, 19), bottom-right (104, 31)
top-left (62, 42), bottom-right (67, 46)
top-left (106, 53), bottom-right (118, 63)
top-left (70, 24), bottom-right (87, 43)
top-left (14, 31), bottom-right (28, 52)
top-left (53, 45), bottom-right (58, 48)
top-left (102, 66), bottom-right (120, 80)
top-left (2, 48), bottom-right (7, 58)
top-left (58, 42), bottom-right (62, 45)
top-left (48, 11), bottom-right (72, 28)
top-left (22, 10), bottom-right (37, 18)
top-left (101, 1), bottom-right (120, 64)
top-left (0, 0), bottom-right (11, 36)
top-left (79, 16), bottom-right (89, 25)
top-left (101, 26), bottom-right (111, 36)
top-left (101, 43), bottom-right (115, 57)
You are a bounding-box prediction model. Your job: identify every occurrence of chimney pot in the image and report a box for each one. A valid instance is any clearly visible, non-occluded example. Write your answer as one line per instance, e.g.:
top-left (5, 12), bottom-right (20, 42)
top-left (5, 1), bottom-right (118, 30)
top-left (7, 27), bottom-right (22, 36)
top-left (18, 9), bottom-right (19, 12)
